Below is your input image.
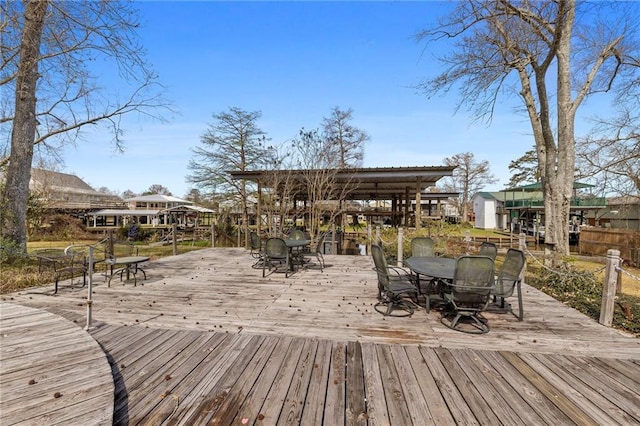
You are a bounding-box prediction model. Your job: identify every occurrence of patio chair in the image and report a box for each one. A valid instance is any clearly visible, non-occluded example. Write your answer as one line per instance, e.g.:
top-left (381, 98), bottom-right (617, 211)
top-left (371, 244), bottom-right (418, 317)
top-left (411, 237), bottom-right (435, 257)
top-left (287, 229), bottom-right (306, 240)
top-left (441, 255), bottom-right (495, 334)
top-left (249, 231), bottom-right (264, 268)
top-left (479, 241), bottom-right (498, 260)
top-left (262, 237), bottom-right (292, 278)
top-left (302, 233), bottom-right (326, 271)
top-left (34, 248), bottom-right (88, 294)
top-left (491, 248), bottom-right (526, 321)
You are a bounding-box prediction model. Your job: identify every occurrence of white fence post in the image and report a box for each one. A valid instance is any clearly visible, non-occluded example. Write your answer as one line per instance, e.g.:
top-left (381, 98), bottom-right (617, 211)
top-left (599, 249), bottom-right (621, 327)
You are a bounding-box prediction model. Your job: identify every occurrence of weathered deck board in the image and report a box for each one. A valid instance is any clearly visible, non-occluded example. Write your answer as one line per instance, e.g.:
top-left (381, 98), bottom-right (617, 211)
top-left (2, 247), bottom-right (640, 425)
top-left (0, 303), bottom-right (113, 426)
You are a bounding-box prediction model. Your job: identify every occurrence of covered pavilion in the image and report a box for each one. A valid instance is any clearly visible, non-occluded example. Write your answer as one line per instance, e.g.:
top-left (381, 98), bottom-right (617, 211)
top-left (230, 165), bottom-right (457, 233)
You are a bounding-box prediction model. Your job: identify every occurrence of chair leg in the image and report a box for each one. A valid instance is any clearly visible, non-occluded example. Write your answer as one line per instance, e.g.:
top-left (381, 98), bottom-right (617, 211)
top-left (516, 281), bottom-right (524, 321)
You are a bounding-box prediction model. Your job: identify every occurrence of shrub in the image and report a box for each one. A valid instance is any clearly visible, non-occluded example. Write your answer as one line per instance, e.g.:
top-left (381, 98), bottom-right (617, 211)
top-left (527, 264), bottom-right (640, 336)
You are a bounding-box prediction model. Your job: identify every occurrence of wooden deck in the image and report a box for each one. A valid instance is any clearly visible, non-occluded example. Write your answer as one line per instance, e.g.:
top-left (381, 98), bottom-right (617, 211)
top-left (2, 247), bottom-right (639, 425)
top-left (0, 303), bottom-right (113, 425)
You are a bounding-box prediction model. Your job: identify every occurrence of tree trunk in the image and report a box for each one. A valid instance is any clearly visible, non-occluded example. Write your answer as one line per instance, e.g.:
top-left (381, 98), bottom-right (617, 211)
top-left (2, 1), bottom-right (48, 253)
top-left (543, 0), bottom-right (576, 266)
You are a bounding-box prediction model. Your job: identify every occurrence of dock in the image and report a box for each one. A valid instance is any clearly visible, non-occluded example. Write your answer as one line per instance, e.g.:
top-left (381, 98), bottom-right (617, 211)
top-left (1, 247), bottom-right (639, 424)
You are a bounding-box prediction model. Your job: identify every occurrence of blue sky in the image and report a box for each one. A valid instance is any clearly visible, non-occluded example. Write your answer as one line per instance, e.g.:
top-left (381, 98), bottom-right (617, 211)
top-left (62, 1), bottom-right (541, 198)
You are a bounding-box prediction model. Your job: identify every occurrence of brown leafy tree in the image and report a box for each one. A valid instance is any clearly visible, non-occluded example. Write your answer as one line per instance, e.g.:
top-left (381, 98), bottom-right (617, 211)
top-left (417, 0), bottom-right (640, 263)
top-left (1, 1), bottom-right (168, 252)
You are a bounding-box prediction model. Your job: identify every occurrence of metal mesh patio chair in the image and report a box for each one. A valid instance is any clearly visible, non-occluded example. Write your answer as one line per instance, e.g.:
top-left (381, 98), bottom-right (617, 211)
top-left (287, 229), bottom-right (306, 240)
top-left (411, 237), bottom-right (435, 257)
top-left (249, 231), bottom-right (264, 268)
top-left (303, 233), bottom-right (326, 271)
top-left (479, 241), bottom-right (498, 260)
top-left (262, 237), bottom-right (291, 278)
top-left (492, 248), bottom-right (526, 321)
top-left (34, 248), bottom-right (87, 294)
top-left (441, 255), bottom-right (495, 334)
top-left (371, 244), bottom-right (418, 317)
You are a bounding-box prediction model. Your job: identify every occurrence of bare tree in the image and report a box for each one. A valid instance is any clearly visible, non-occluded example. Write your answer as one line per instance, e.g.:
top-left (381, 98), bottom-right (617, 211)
top-left (291, 128), bottom-right (355, 240)
top-left (417, 1), bottom-right (640, 263)
top-left (576, 108), bottom-right (640, 197)
top-left (143, 184), bottom-right (172, 196)
top-left (187, 107), bottom-right (269, 248)
top-left (122, 189), bottom-right (137, 199)
top-left (440, 152), bottom-right (497, 223)
top-left (1, 1), bottom-right (168, 252)
top-left (321, 107), bottom-right (369, 168)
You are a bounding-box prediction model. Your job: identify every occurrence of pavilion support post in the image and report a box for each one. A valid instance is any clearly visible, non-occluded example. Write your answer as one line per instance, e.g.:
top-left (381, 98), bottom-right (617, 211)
top-left (404, 187), bottom-right (410, 227)
top-left (257, 180), bottom-right (262, 236)
top-left (415, 177), bottom-right (422, 231)
top-left (600, 249), bottom-right (621, 327)
top-left (367, 224), bottom-right (372, 254)
top-left (397, 227), bottom-right (404, 267)
top-left (211, 222), bottom-right (215, 248)
top-left (391, 196), bottom-right (397, 227)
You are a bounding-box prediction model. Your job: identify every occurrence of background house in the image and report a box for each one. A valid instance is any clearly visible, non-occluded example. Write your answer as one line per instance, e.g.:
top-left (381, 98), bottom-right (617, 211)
top-left (584, 196), bottom-right (640, 230)
top-left (29, 168), bottom-right (124, 213)
top-left (472, 183), bottom-right (609, 241)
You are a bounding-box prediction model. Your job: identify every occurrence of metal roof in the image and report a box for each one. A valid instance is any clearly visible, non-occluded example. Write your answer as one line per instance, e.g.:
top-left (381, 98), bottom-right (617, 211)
top-left (125, 194), bottom-right (193, 204)
top-left (229, 166), bottom-right (456, 200)
top-left (162, 205), bottom-right (216, 213)
top-left (89, 209), bottom-right (160, 216)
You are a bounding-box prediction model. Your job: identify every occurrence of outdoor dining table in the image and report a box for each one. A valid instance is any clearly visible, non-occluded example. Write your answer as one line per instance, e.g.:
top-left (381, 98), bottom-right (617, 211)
top-left (105, 255), bottom-right (149, 286)
top-left (284, 239), bottom-right (310, 270)
top-left (404, 256), bottom-right (457, 311)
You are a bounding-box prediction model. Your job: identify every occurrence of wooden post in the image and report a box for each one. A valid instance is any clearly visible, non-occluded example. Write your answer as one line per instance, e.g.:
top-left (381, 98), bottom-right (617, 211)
top-left (599, 249), bottom-right (621, 326)
top-left (85, 245), bottom-right (95, 331)
top-left (331, 223), bottom-right (336, 255)
top-left (415, 177), bottom-right (422, 231)
top-left (367, 224), bottom-right (372, 255)
top-left (211, 222), bottom-right (215, 248)
top-left (397, 227), bottom-right (404, 267)
top-left (518, 232), bottom-right (526, 251)
top-left (107, 229), bottom-right (114, 257)
top-left (518, 232), bottom-right (527, 289)
top-left (172, 223), bottom-right (178, 256)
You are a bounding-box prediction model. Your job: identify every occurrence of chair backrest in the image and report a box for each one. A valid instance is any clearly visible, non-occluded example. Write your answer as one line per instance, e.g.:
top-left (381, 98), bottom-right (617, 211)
top-left (371, 244), bottom-right (391, 290)
top-left (452, 255), bottom-right (495, 305)
top-left (411, 237), bottom-right (434, 257)
top-left (288, 229), bottom-right (306, 240)
top-left (265, 238), bottom-right (288, 259)
top-left (495, 249), bottom-right (525, 297)
top-left (479, 242), bottom-right (498, 260)
top-left (250, 231), bottom-right (261, 250)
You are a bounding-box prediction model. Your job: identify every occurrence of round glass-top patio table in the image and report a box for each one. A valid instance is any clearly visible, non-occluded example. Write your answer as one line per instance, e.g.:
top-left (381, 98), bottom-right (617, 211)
top-left (404, 256), bottom-right (456, 281)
